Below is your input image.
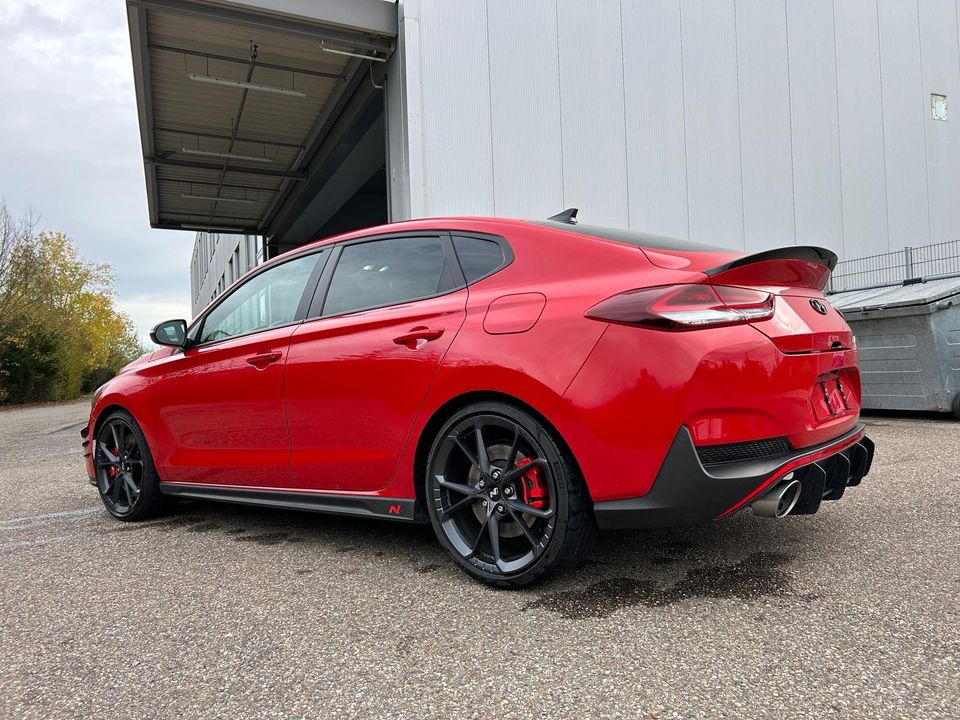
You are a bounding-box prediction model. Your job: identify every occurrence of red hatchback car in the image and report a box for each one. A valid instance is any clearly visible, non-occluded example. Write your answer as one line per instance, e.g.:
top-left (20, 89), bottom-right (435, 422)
top-left (82, 212), bottom-right (874, 586)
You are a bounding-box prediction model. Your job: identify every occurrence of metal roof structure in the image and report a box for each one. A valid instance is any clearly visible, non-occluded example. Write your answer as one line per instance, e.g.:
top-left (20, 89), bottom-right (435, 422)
top-left (126, 0), bottom-right (396, 236)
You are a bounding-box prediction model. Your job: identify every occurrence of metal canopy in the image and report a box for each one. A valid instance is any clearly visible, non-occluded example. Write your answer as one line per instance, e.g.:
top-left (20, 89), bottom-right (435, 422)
top-left (126, 0), bottom-right (396, 235)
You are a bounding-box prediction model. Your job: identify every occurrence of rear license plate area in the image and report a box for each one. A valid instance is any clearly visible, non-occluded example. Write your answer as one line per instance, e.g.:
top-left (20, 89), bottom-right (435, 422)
top-left (812, 374), bottom-right (851, 421)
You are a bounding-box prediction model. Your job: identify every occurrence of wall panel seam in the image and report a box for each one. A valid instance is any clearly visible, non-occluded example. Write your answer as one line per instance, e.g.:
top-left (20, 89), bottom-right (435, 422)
top-left (483, 0), bottom-right (496, 215)
top-left (554, 1), bottom-right (566, 207)
top-left (875, 0), bottom-right (892, 252)
top-left (618, 0), bottom-right (631, 228)
top-left (678, 0), bottom-right (691, 238)
top-left (733, 0), bottom-right (746, 249)
top-left (916, 0), bottom-right (934, 244)
top-left (831, 0), bottom-right (846, 258)
top-left (784, 0), bottom-right (798, 246)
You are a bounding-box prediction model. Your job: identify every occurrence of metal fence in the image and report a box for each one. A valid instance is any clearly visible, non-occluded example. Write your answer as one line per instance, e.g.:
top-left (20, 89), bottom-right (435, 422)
top-left (827, 239), bottom-right (960, 294)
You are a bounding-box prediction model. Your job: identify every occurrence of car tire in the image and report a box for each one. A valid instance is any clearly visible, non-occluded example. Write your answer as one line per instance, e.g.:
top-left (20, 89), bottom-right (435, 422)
top-left (425, 401), bottom-right (596, 588)
top-left (93, 409), bottom-right (166, 521)
top-left (953, 392), bottom-right (960, 421)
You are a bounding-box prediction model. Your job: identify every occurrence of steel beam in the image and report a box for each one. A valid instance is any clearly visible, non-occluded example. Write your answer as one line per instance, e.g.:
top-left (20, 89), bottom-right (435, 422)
top-left (163, 178), bottom-right (278, 193)
top-left (149, 156), bottom-right (306, 180)
top-left (154, 125), bottom-right (303, 150)
top-left (149, 44), bottom-right (345, 80)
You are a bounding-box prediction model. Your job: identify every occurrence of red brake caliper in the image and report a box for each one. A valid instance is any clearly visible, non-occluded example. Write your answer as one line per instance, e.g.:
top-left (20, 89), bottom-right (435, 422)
top-left (516, 457), bottom-right (548, 509)
top-left (107, 447), bottom-right (119, 480)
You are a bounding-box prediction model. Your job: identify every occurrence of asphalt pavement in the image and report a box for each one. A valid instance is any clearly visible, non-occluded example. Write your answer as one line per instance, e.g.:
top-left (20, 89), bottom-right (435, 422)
top-left (0, 399), bottom-right (957, 719)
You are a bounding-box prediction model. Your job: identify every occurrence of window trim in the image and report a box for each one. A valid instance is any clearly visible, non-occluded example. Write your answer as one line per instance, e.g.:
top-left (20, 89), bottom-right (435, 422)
top-left (188, 248), bottom-right (328, 349)
top-left (306, 231), bottom-right (463, 320)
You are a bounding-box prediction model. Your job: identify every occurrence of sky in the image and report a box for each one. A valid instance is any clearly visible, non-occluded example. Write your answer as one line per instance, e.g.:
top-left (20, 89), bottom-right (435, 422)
top-left (0, 1), bottom-right (193, 341)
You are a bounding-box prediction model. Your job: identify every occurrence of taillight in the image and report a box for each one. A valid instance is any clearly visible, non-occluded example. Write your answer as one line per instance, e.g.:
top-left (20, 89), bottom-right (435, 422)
top-left (585, 284), bottom-right (774, 330)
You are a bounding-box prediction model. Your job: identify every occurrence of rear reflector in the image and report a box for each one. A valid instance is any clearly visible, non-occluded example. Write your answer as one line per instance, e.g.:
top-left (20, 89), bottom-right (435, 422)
top-left (586, 284), bottom-right (774, 330)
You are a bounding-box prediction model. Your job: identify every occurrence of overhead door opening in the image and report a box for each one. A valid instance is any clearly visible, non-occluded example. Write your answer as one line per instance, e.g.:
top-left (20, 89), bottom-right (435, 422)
top-left (264, 83), bottom-right (389, 258)
top-left (312, 166), bottom-right (388, 241)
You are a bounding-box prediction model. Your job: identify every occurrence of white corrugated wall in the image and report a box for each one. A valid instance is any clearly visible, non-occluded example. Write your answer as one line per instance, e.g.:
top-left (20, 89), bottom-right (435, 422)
top-left (390, 0), bottom-right (960, 259)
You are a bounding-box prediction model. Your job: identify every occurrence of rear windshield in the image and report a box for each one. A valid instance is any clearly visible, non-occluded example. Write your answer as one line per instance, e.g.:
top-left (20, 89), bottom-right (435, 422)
top-left (529, 220), bottom-right (723, 252)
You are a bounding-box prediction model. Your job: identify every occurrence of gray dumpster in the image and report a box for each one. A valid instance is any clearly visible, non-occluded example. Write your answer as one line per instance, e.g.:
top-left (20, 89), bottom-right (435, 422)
top-left (830, 276), bottom-right (960, 418)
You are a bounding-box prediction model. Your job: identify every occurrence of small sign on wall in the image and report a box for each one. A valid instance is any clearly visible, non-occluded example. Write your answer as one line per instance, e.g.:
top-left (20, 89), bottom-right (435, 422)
top-left (931, 94), bottom-right (947, 121)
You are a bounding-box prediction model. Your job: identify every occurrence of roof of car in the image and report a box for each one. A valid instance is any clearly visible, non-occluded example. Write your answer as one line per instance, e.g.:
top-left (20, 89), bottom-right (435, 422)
top-left (293, 215), bottom-right (721, 255)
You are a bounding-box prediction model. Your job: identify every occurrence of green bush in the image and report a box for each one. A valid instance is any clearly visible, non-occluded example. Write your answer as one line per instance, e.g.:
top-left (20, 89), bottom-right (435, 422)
top-left (0, 322), bottom-right (64, 404)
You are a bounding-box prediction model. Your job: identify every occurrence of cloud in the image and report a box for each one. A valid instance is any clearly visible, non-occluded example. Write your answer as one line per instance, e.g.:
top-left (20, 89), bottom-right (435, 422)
top-left (120, 292), bottom-right (193, 346)
top-left (0, 0), bottom-right (194, 339)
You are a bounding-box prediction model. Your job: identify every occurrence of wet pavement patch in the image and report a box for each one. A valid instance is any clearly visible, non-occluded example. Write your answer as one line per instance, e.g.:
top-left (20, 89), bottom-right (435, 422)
top-left (524, 552), bottom-right (795, 619)
top-left (186, 521), bottom-right (222, 533)
top-left (234, 532), bottom-right (295, 546)
top-left (650, 537), bottom-right (695, 553)
top-left (142, 515), bottom-right (209, 531)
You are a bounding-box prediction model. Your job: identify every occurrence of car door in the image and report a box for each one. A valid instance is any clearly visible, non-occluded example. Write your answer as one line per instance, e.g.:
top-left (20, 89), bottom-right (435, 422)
top-left (284, 233), bottom-right (467, 492)
top-left (150, 250), bottom-right (326, 486)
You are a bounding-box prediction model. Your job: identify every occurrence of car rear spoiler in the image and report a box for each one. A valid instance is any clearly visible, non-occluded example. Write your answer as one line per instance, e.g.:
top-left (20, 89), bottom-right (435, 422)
top-left (703, 246), bottom-right (838, 291)
top-left (705, 246), bottom-right (838, 276)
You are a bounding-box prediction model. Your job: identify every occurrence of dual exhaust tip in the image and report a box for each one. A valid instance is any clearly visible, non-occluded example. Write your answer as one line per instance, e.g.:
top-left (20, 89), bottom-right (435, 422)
top-left (751, 473), bottom-right (802, 518)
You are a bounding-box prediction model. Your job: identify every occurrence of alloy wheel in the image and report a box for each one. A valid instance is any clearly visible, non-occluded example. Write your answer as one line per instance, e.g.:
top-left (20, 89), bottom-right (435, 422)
top-left (94, 418), bottom-right (144, 515)
top-left (429, 414), bottom-right (556, 575)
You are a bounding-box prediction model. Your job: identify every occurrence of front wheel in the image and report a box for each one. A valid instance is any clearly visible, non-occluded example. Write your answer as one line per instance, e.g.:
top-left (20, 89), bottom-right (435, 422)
top-left (93, 410), bottom-right (165, 521)
top-left (425, 401), bottom-right (596, 587)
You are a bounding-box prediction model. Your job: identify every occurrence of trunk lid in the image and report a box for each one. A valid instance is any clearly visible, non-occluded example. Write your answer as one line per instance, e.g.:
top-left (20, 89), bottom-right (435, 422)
top-left (536, 220), bottom-right (853, 354)
top-left (748, 293), bottom-right (854, 354)
top-left (701, 246), bottom-right (853, 354)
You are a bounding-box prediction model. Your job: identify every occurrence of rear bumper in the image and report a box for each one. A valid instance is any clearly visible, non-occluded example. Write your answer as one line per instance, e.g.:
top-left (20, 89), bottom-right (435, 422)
top-left (593, 423), bottom-right (874, 529)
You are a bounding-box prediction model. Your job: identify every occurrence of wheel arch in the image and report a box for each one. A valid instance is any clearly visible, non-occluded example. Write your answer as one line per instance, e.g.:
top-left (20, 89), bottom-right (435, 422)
top-left (91, 400), bottom-right (165, 481)
top-left (93, 402), bottom-right (131, 434)
top-left (411, 390), bottom-right (590, 509)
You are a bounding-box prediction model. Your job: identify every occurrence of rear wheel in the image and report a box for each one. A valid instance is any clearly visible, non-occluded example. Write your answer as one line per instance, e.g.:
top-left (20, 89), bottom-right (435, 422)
top-left (425, 401), bottom-right (596, 587)
top-left (94, 410), bottom-right (165, 521)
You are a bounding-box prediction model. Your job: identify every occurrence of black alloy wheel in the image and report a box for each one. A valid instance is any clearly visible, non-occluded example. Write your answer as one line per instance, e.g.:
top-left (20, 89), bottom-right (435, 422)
top-left (426, 402), bottom-right (596, 587)
top-left (94, 410), bottom-right (164, 521)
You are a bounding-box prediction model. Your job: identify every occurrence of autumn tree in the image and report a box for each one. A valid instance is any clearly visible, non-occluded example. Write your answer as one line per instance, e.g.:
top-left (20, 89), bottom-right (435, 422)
top-left (0, 200), bottom-right (143, 404)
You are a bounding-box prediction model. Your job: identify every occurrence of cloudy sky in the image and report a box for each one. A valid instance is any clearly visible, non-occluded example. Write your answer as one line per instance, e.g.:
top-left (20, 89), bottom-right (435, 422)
top-left (0, 1), bottom-right (192, 339)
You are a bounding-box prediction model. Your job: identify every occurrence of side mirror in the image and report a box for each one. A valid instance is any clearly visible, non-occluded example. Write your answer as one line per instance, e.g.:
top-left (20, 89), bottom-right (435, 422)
top-left (150, 319), bottom-right (188, 348)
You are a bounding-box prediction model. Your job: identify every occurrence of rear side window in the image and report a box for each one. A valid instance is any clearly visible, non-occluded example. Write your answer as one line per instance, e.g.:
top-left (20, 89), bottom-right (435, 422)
top-left (323, 236), bottom-right (450, 316)
top-left (453, 236), bottom-right (506, 283)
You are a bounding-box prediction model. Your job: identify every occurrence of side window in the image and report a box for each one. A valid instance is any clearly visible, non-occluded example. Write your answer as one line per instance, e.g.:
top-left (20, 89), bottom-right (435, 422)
top-left (453, 236), bottom-right (506, 283)
top-left (199, 252), bottom-right (319, 343)
top-left (323, 236), bottom-right (449, 316)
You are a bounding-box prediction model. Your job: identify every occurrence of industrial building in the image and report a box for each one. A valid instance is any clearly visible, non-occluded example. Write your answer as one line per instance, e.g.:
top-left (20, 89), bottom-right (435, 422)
top-left (124, 0), bottom-right (960, 316)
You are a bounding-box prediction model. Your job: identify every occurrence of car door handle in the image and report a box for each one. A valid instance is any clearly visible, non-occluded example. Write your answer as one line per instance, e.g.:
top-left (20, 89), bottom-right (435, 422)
top-left (393, 327), bottom-right (444, 349)
top-left (245, 351), bottom-right (283, 369)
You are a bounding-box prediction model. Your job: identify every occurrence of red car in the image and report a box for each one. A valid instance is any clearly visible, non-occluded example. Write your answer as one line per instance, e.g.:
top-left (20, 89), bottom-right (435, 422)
top-left (82, 211), bottom-right (874, 587)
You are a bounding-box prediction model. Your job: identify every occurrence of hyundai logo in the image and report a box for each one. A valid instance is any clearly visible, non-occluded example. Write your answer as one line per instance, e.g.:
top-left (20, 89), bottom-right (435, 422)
top-left (810, 299), bottom-right (829, 315)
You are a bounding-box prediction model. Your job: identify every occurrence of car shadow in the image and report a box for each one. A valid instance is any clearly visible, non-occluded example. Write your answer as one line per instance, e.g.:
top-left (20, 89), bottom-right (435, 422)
top-left (102, 498), bottom-right (831, 617)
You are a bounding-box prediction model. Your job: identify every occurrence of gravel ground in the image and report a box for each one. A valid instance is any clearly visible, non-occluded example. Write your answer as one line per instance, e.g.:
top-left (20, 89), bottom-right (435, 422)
top-left (0, 399), bottom-right (957, 719)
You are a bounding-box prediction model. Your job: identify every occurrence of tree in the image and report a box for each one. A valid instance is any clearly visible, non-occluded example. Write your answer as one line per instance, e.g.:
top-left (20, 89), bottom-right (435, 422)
top-left (0, 201), bottom-right (144, 404)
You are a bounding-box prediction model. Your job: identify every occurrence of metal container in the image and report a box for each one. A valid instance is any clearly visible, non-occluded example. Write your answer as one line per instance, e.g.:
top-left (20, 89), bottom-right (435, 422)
top-left (830, 277), bottom-right (960, 418)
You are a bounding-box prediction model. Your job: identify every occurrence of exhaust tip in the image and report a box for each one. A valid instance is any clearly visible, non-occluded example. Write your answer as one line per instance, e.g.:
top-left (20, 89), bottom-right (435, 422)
top-left (751, 478), bottom-right (802, 518)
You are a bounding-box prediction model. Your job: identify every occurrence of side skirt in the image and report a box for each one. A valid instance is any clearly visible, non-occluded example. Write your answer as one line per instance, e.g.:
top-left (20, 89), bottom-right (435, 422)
top-left (159, 483), bottom-right (427, 523)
